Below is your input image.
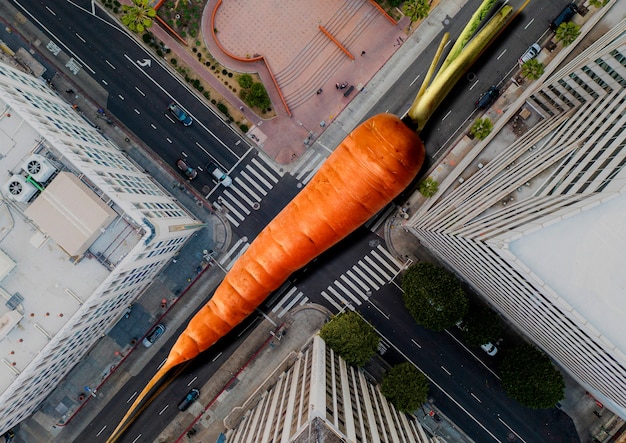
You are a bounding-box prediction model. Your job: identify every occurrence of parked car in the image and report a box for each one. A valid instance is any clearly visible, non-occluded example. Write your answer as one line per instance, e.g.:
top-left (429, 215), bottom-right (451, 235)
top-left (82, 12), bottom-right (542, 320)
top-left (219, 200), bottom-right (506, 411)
top-left (551, 3), bottom-right (578, 31)
top-left (168, 102), bottom-right (193, 126)
top-left (518, 43), bottom-right (541, 65)
top-left (206, 161), bottom-right (233, 187)
top-left (176, 158), bottom-right (198, 181)
top-left (475, 86), bottom-right (500, 109)
top-left (142, 323), bottom-right (166, 348)
top-left (480, 342), bottom-right (498, 356)
top-left (178, 388), bottom-right (200, 411)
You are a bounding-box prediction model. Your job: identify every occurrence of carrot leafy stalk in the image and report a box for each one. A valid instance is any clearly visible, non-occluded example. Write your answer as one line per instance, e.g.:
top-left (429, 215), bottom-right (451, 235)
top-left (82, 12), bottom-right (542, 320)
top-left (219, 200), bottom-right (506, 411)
top-left (106, 1), bottom-right (513, 441)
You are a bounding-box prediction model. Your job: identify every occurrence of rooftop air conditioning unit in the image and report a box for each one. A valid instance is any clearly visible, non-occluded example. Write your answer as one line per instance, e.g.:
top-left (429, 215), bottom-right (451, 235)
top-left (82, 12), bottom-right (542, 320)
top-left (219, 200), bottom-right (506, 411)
top-left (4, 175), bottom-right (38, 203)
top-left (22, 154), bottom-right (56, 183)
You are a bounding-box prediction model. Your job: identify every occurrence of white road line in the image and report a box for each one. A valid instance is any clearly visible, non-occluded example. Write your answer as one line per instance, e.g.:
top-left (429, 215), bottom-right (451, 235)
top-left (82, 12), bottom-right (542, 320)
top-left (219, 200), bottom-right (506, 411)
top-left (371, 250), bottom-right (399, 275)
top-left (224, 212), bottom-right (240, 227)
top-left (376, 244), bottom-right (403, 268)
top-left (118, 94), bottom-right (124, 100)
top-left (321, 290), bottom-right (344, 311)
top-left (187, 376), bottom-right (197, 386)
top-left (13, 0), bottom-right (96, 73)
top-left (240, 171), bottom-right (268, 196)
top-left (256, 155), bottom-right (283, 175)
top-left (334, 280), bottom-right (362, 305)
top-left (219, 238), bottom-right (246, 265)
top-left (471, 392), bottom-right (482, 403)
top-left (444, 330), bottom-right (500, 379)
top-left (291, 149), bottom-right (316, 176)
top-left (469, 79), bottom-right (480, 90)
top-left (498, 417), bottom-right (527, 443)
top-left (212, 352), bottom-right (222, 362)
top-left (364, 255), bottom-right (391, 281)
top-left (366, 205), bottom-right (395, 232)
top-left (75, 33), bottom-right (86, 43)
top-left (96, 425), bottom-right (107, 437)
top-left (346, 270), bottom-right (369, 292)
top-left (165, 114), bottom-right (175, 124)
top-left (230, 184), bottom-right (256, 207)
top-left (272, 287), bottom-right (298, 313)
top-left (135, 86), bottom-right (145, 96)
top-left (134, 109), bottom-right (140, 115)
top-left (251, 158), bottom-right (279, 183)
top-left (166, 137), bottom-right (172, 144)
top-left (340, 275), bottom-right (368, 300)
top-left (45, 6), bottom-right (56, 16)
top-left (327, 286), bottom-right (357, 307)
top-left (245, 164), bottom-right (273, 189)
top-left (278, 291), bottom-right (304, 317)
top-left (157, 358), bottom-right (167, 370)
top-left (296, 152), bottom-right (322, 180)
top-left (367, 300), bottom-right (390, 320)
top-left (105, 59), bottom-right (116, 70)
top-left (441, 110), bottom-right (452, 121)
top-left (127, 391), bottom-right (138, 403)
top-left (131, 434), bottom-right (142, 443)
top-left (354, 262), bottom-right (380, 290)
top-left (409, 73), bottom-right (421, 87)
top-left (158, 404), bottom-right (169, 415)
top-left (234, 177), bottom-right (262, 202)
top-left (411, 339), bottom-right (421, 348)
top-left (441, 365), bottom-right (451, 376)
top-left (497, 49), bottom-right (507, 60)
top-left (101, 79), bottom-right (108, 85)
top-left (222, 190), bottom-right (250, 215)
top-left (225, 243), bottom-right (249, 270)
top-left (524, 18), bottom-right (534, 29)
top-left (150, 123), bottom-right (157, 129)
top-left (301, 166), bottom-right (320, 184)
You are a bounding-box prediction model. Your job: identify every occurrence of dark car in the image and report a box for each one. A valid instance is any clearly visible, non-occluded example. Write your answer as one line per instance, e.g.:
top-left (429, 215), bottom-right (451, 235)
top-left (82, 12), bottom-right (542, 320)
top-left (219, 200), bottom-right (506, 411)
top-left (551, 3), bottom-right (578, 31)
top-left (178, 388), bottom-right (200, 411)
top-left (168, 102), bottom-right (193, 126)
top-left (142, 323), bottom-right (166, 348)
top-left (176, 158), bottom-right (198, 181)
top-left (475, 86), bottom-right (500, 109)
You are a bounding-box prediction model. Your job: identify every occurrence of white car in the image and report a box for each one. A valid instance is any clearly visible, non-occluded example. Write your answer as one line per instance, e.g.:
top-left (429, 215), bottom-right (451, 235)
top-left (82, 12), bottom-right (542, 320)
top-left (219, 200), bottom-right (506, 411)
top-left (480, 342), bottom-right (498, 356)
top-left (207, 162), bottom-right (232, 187)
top-left (518, 43), bottom-right (541, 65)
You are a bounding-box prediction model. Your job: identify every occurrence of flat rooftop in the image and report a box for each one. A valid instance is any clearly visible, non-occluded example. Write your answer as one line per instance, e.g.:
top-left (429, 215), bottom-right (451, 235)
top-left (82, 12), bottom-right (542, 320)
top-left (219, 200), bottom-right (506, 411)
top-left (0, 97), bottom-right (140, 391)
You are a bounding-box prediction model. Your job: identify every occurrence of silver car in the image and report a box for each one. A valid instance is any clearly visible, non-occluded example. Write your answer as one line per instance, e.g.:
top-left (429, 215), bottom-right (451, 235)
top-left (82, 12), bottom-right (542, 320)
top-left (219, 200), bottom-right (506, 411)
top-left (518, 43), bottom-right (541, 65)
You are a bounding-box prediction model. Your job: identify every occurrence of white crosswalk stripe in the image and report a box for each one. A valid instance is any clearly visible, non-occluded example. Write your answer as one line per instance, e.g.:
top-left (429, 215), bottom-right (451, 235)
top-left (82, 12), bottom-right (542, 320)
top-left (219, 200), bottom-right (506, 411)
top-left (290, 149), bottom-right (326, 184)
top-left (210, 156), bottom-right (284, 227)
top-left (320, 246), bottom-right (407, 312)
top-left (218, 238), bottom-right (250, 271)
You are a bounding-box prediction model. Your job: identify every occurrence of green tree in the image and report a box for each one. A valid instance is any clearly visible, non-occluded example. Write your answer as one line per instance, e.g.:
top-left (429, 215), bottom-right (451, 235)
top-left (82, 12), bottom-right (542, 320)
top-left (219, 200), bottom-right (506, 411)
top-left (237, 74), bottom-right (254, 90)
top-left (418, 177), bottom-right (439, 197)
top-left (520, 59), bottom-right (545, 80)
top-left (588, 0), bottom-right (609, 7)
top-left (555, 22), bottom-right (581, 47)
top-left (470, 117), bottom-right (493, 140)
top-left (403, 0), bottom-right (430, 23)
top-left (242, 82), bottom-right (271, 110)
top-left (402, 263), bottom-right (468, 331)
top-left (319, 311), bottom-right (379, 367)
top-left (121, 0), bottom-right (156, 33)
top-left (500, 344), bottom-right (565, 409)
top-left (461, 304), bottom-right (501, 346)
top-left (381, 363), bottom-right (429, 413)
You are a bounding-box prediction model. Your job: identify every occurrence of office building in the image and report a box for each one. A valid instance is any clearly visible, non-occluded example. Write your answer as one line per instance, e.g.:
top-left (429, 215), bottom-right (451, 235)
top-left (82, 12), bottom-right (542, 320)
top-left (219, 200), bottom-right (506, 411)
top-left (407, 17), bottom-right (626, 417)
top-left (226, 335), bottom-right (437, 443)
top-left (0, 60), bottom-right (204, 434)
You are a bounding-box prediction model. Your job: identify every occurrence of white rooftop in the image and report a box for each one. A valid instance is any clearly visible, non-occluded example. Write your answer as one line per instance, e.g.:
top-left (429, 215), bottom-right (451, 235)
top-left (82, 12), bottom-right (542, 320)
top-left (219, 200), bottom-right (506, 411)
top-left (509, 192), bottom-right (626, 351)
top-left (0, 97), bottom-right (140, 391)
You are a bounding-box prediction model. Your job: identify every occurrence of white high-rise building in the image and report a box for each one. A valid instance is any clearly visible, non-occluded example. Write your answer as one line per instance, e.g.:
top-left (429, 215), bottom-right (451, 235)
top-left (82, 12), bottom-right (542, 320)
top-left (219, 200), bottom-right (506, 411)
top-left (226, 336), bottom-right (437, 443)
top-left (0, 61), bottom-right (204, 434)
top-left (408, 15), bottom-right (626, 417)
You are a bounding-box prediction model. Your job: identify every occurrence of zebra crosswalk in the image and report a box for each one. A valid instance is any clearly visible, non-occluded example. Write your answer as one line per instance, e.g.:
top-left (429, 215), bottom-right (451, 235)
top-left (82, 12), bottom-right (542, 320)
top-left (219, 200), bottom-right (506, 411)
top-left (289, 148), bottom-right (326, 185)
top-left (211, 156), bottom-right (284, 227)
top-left (266, 243), bottom-right (407, 318)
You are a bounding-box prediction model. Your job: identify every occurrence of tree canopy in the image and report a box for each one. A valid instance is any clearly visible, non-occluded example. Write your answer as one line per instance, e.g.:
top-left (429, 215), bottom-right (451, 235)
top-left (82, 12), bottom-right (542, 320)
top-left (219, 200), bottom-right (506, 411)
top-left (403, 0), bottom-right (431, 23)
top-left (240, 81), bottom-right (271, 110)
top-left (500, 344), bottom-right (565, 409)
top-left (555, 22), bottom-right (581, 47)
top-left (121, 0), bottom-right (156, 33)
top-left (461, 304), bottom-right (501, 346)
top-left (319, 311), bottom-right (379, 367)
top-left (418, 177), bottom-right (439, 197)
top-left (402, 263), bottom-right (468, 331)
top-left (470, 117), bottom-right (493, 140)
top-left (521, 59), bottom-right (545, 80)
top-left (381, 362), bottom-right (429, 413)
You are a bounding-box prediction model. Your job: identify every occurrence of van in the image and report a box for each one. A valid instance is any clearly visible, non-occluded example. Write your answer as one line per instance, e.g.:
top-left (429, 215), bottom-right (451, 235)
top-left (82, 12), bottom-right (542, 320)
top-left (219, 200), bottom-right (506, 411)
top-left (178, 388), bottom-right (200, 411)
top-left (550, 3), bottom-right (578, 31)
top-left (206, 162), bottom-right (233, 187)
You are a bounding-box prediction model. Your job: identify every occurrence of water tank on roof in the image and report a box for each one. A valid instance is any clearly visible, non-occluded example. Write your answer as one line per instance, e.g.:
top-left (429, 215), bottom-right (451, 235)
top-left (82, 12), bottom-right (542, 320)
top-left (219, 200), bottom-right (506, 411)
top-left (22, 154), bottom-right (56, 183)
top-left (4, 175), bottom-right (38, 202)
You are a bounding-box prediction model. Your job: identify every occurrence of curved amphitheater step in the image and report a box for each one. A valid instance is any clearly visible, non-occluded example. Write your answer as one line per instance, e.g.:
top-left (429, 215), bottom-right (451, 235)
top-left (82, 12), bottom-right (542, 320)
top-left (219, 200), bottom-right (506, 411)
top-left (278, 6), bottom-right (384, 109)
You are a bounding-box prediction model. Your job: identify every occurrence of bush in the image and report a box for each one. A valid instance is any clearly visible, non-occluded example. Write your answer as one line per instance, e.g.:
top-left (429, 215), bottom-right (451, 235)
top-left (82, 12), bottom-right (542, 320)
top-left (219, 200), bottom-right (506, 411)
top-left (319, 311), bottom-right (379, 367)
top-left (381, 363), bottom-right (429, 413)
top-left (217, 102), bottom-right (229, 115)
top-left (239, 124), bottom-right (249, 133)
top-left (238, 74), bottom-right (254, 89)
top-left (418, 177), bottom-right (439, 197)
top-left (244, 82), bottom-right (271, 110)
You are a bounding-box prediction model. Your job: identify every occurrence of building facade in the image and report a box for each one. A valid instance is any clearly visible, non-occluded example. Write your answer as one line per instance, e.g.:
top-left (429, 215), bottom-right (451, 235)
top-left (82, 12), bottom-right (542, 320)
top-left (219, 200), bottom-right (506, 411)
top-left (226, 336), bottom-right (436, 443)
top-left (0, 61), bottom-right (204, 433)
top-left (407, 16), bottom-right (626, 417)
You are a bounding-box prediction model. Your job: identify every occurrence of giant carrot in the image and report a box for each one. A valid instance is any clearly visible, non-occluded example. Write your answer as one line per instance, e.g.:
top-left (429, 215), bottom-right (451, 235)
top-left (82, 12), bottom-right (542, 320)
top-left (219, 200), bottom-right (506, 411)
top-left (107, 2), bottom-right (513, 440)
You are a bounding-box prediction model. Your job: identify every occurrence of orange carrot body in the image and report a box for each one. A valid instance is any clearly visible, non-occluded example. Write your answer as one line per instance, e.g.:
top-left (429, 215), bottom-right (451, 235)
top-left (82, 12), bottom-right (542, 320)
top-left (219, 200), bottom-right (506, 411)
top-left (107, 113), bottom-right (424, 442)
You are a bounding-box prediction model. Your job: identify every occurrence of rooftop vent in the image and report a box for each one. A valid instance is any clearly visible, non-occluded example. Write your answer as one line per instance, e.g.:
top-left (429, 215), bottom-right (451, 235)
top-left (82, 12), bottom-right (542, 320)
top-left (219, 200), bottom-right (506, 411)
top-left (22, 154), bottom-right (57, 183)
top-left (4, 175), bottom-right (38, 203)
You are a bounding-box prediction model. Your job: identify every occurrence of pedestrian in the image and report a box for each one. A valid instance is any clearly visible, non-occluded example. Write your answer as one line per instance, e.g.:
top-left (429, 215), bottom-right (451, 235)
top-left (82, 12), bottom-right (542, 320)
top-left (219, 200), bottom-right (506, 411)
top-left (336, 83), bottom-right (340, 89)
top-left (316, 88), bottom-right (323, 95)
top-left (361, 50), bottom-right (366, 56)
top-left (239, 106), bottom-right (244, 111)
top-left (65, 88), bottom-right (74, 94)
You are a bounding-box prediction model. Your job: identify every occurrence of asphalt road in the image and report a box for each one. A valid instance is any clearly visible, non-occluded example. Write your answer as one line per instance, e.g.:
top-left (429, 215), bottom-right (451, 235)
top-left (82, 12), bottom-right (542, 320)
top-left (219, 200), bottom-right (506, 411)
top-left (4, 0), bottom-right (581, 442)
